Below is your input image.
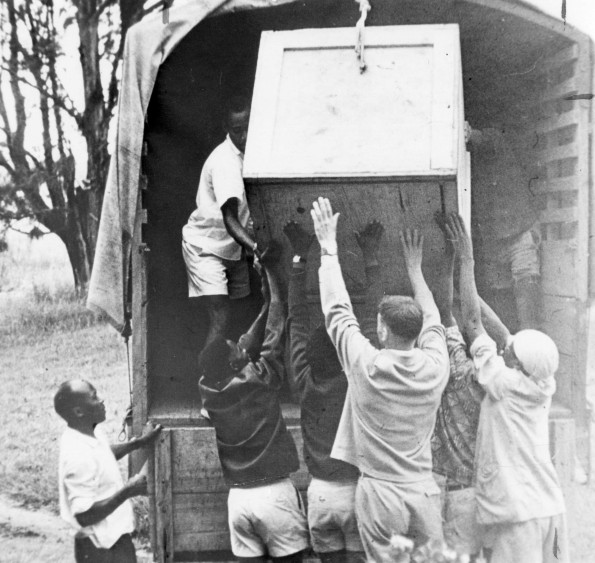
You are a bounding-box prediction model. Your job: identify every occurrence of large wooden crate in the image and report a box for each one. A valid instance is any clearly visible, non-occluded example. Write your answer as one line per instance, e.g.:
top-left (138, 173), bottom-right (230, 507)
top-left (244, 25), bottom-right (469, 295)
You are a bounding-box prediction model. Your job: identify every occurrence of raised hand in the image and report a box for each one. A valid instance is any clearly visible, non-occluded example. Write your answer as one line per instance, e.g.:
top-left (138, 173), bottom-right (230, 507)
top-left (355, 220), bottom-right (384, 265)
top-left (311, 197), bottom-right (339, 255)
top-left (399, 228), bottom-right (424, 273)
top-left (434, 212), bottom-right (454, 257)
top-left (445, 213), bottom-right (474, 261)
top-left (283, 221), bottom-right (315, 257)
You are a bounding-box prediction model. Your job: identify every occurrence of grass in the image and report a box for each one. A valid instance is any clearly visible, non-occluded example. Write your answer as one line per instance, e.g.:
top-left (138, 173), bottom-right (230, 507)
top-left (1, 229), bottom-right (595, 561)
top-left (0, 230), bottom-right (131, 512)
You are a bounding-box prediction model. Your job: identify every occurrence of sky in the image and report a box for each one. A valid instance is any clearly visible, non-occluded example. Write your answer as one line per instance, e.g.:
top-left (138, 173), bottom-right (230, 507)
top-left (525, 0), bottom-right (595, 38)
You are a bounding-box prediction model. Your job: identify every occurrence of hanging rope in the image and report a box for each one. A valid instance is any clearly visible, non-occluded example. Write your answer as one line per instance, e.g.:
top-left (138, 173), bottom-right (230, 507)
top-left (118, 324), bottom-right (134, 442)
top-left (354, 0), bottom-right (371, 73)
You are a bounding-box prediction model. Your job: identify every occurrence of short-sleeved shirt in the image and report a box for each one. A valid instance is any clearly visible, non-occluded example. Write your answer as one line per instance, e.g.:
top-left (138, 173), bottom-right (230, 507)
top-left (58, 426), bottom-right (134, 549)
top-left (470, 334), bottom-right (565, 525)
top-left (432, 325), bottom-right (484, 487)
top-left (182, 135), bottom-right (250, 260)
top-left (469, 128), bottom-right (537, 241)
top-left (319, 257), bottom-right (450, 484)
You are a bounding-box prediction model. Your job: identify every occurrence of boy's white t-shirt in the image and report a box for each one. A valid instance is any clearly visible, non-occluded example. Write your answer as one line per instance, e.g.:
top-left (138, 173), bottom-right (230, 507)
top-left (183, 135), bottom-right (250, 261)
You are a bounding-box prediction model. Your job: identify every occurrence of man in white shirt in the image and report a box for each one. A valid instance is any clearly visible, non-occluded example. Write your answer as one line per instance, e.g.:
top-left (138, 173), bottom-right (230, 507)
top-left (54, 380), bottom-right (161, 562)
top-left (445, 212), bottom-right (567, 563)
top-left (182, 96), bottom-right (259, 359)
top-left (310, 197), bottom-right (449, 563)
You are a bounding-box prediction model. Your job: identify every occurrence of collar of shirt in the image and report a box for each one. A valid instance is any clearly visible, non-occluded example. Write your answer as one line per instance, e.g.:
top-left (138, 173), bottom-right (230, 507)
top-left (64, 426), bottom-right (101, 447)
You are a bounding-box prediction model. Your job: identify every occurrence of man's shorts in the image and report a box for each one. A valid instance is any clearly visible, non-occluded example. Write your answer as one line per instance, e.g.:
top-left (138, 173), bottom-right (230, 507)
top-left (481, 512), bottom-right (568, 563)
top-left (227, 478), bottom-right (310, 558)
top-left (482, 225), bottom-right (541, 290)
top-left (355, 475), bottom-right (443, 563)
top-left (442, 487), bottom-right (481, 556)
top-left (182, 240), bottom-right (250, 299)
top-left (307, 478), bottom-right (363, 554)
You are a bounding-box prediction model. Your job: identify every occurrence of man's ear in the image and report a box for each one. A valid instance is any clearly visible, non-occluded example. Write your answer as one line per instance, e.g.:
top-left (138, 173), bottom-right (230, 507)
top-left (72, 406), bottom-right (84, 418)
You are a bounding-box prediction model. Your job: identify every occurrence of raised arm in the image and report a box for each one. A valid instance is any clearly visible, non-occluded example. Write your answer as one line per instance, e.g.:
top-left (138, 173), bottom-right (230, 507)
top-left (355, 221), bottom-right (384, 343)
top-left (239, 259), bottom-right (271, 359)
top-left (255, 258), bottom-right (286, 381)
top-left (446, 213), bottom-right (486, 343)
top-left (311, 197), bottom-right (377, 377)
top-left (110, 422), bottom-right (162, 461)
top-left (433, 213), bottom-right (456, 328)
top-left (221, 197), bottom-right (260, 257)
top-left (284, 221), bottom-right (316, 397)
top-left (480, 297), bottom-right (511, 352)
top-left (400, 229), bottom-right (440, 327)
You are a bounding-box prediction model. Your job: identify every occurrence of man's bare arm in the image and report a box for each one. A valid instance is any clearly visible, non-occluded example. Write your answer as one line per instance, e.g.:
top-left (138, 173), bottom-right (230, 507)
top-left (221, 197), bottom-right (259, 257)
top-left (446, 213), bottom-right (485, 343)
top-left (75, 473), bottom-right (147, 528)
top-left (110, 423), bottom-right (162, 461)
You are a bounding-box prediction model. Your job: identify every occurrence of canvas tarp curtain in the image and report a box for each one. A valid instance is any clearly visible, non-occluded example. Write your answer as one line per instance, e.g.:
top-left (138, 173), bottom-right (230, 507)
top-left (87, 0), bottom-right (297, 332)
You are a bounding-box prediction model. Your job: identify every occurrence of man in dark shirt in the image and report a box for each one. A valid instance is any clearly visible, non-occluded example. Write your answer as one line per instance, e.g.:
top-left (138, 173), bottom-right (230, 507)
top-left (284, 220), bottom-right (383, 563)
top-left (466, 122), bottom-right (541, 329)
top-left (199, 260), bottom-right (309, 563)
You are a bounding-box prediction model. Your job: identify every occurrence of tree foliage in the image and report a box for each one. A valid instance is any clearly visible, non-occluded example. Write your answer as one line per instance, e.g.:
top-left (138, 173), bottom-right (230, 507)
top-left (0, 0), bottom-right (146, 289)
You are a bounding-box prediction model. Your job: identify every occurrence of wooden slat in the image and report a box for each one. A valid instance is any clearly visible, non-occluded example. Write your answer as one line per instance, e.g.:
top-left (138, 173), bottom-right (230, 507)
top-left (534, 108), bottom-right (581, 134)
top-left (155, 429), bottom-right (175, 563)
top-left (536, 142), bottom-right (578, 162)
top-left (532, 177), bottom-right (578, 194)
top-left (174, 493), bottom-right (229, 534)
top-left (526, 76), bottom-right (577, 107)
top-left (541, 241), bottom-right (577, 297)
top-left (541, 44), bottom-right (579, 69)
top-left (542, 295), bottom-right (576, 358)
top-left (171, 425), bottom-right (310, 494)
top-left (539, 207), bottom-right (578, 224)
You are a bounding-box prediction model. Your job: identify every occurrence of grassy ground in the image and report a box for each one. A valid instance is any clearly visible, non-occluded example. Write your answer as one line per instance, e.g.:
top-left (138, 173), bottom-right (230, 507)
top-left (1, 230), bottom-right (595, 562)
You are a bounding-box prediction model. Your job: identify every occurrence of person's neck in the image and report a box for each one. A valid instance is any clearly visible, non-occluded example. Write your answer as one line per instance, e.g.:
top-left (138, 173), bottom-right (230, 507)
top-left (383, 334), bottom-right (415, 351)
top-left (68, 421), bottom-right (96, 438)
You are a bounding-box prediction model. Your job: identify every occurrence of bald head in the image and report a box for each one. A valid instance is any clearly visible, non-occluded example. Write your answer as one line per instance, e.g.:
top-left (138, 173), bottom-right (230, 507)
top-left (54, 380), bottom-right (104, 425)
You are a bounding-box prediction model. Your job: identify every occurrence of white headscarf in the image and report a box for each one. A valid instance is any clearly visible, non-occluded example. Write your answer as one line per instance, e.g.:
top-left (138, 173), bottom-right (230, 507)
top-left (512, 329), bottom-right (559, 383)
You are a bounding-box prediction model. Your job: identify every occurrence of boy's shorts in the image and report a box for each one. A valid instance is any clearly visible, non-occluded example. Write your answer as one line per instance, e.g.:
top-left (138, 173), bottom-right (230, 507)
top-left (307, 478), bottom-right (363, 554)
top-left (482, 225), bottom-right (541, 290)
top-left (182, 240), bottom-right (250, 299)
top-left (227, 478), bottom-right (309, 558)
top-left (442, 487), bottom-right (481, 555)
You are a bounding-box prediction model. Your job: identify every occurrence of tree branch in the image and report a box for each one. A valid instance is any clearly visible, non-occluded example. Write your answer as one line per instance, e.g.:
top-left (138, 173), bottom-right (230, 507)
top-left (0, 64), bottom-right (82, 125)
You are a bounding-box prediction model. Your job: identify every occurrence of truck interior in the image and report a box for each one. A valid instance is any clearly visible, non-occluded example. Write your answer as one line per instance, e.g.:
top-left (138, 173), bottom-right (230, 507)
top-left (142, 0), bottom-right (590, 433)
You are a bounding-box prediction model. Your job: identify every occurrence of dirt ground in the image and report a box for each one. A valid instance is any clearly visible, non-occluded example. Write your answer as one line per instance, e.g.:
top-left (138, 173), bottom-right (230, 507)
top-left (2, 483), bottom-right (595, 563)
top-left (0, 495), bottom-right (151, 563)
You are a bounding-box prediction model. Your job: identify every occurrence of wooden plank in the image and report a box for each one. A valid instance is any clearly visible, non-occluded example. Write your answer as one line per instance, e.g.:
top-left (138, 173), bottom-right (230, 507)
top-left (533, 108), bottom-right (581, 133)
top-left (247, 180), bottom-right (457, 302)
top-left (541, 241), bottom-right (577, 297)
top-left (171, 425), bottom-right (310, 494)
top-left (542, 295), bottom-right (576, 358)
top-left (532, 177), bottom-right (578, 194)
top-left (527, 76), bottom-right (577, 106)
top-left (174, 493), bottom-right (229, 534)
top-left (155, 429), bottom-right (175, 563)
top-left (536, 142), bottom-right (578, 162)
top-left (539, 207), bottom-right (578, 224)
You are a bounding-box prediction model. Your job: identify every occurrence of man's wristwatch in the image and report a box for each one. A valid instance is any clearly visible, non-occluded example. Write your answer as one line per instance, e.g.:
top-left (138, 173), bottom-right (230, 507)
top-left (293, 254), bottom-right (306, 264)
